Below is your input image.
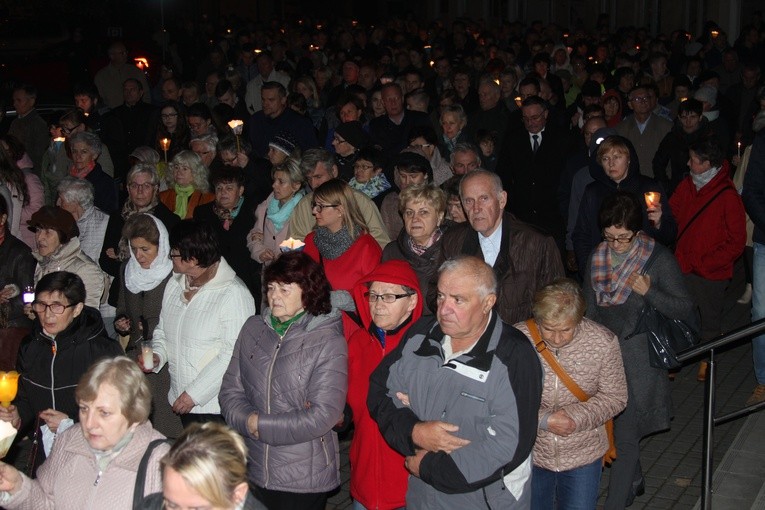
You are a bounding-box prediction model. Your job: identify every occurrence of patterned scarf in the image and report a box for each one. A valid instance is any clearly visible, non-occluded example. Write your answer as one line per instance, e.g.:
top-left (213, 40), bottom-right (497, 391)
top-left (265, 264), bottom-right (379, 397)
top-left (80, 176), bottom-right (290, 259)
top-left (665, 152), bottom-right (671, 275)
top-left (590, 231), bottom-right (655, 307)
top-left (69, 161), bottom-right (95, 179)
top-left (348, 174), bottom-right (392, 199)
top-left (313, 225), bottom-right (361, 260)
top-left (173, 184), bottom-right (195, 219)
top-left (121, 197), bottom-right (159, 220)
top-left (213, 196), bottom-right (244, 231)
top-left (267, 191), bottom-right (303, 232)
top-left (407, 226), bottom-right (443, 256)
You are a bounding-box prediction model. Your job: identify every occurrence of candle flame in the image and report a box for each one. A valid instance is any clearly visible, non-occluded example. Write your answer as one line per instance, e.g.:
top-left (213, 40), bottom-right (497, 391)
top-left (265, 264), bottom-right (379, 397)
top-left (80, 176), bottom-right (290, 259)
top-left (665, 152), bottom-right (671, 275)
top-left (160, 138), bottom-right (171, 151)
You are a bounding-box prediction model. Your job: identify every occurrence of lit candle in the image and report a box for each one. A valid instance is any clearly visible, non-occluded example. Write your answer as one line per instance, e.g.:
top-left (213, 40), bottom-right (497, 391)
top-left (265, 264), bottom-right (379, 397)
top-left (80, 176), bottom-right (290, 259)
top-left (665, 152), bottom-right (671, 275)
top-left (228, 120), bottom-right (244, 153)
top-left (515, 96), bottom-right (523, 108)
top-left (644, 192), bottom-right (661, 209)
top-left (142, 342), bottom-right (155, 370)
top-left (53, 137), bottom-right (65, 143)
top-left (0, 372), bottom-right (20, 408)
top-left (738, 141), bottom-right (742, 158)
top-left (160, 138), bottom-right (170, 164)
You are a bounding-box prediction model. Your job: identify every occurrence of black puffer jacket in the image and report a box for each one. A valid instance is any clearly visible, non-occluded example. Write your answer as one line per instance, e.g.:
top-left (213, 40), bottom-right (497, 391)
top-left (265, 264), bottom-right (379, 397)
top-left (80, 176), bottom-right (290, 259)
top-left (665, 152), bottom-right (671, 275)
top-left (572, 136), bottom-right (677, 272)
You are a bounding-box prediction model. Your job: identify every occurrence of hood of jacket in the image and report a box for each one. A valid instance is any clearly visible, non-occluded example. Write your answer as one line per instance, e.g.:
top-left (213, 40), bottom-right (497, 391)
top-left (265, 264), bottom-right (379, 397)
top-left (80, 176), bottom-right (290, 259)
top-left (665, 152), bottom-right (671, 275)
top-left (589, 135), bottom-right (642, 189)
top-left (351, 259), bottom-right (424, 331)
top-left (33, 305), bottom-right (107, 348)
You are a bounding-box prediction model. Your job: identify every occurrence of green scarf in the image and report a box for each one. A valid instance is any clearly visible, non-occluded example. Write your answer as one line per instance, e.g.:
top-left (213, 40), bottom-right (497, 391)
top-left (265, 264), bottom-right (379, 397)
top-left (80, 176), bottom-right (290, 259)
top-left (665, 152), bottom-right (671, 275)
top-left (173, 184), bottom-right (195, 218)
top-left (270, 310), bottom-right (306, 337)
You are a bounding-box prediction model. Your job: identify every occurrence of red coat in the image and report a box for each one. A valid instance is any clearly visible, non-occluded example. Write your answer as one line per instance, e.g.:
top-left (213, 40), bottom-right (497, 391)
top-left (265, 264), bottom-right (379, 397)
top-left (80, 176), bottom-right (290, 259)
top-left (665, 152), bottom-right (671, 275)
top-left (303, 231), bottom-right (382, 292)
top-left (669, 160), bottom-right (746, 280)
top-left (347, 260), bottom-right (424, 510)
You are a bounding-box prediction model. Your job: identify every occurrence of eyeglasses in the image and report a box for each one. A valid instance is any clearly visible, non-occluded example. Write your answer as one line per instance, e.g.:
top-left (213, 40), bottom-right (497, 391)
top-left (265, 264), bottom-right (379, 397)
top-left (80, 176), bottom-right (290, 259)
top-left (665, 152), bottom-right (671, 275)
top-left (61, 124), bottom-right (81, 135)
top-left (407, 143), bottom-right (434, 150)
top-left (168, 252), bottom-right (183, 259)
top-left (629, 96), bottom-right (650, 104)
top-left (311, 202), bottom-right (340, 212)
top-left (31, 302), bottom-right (77, 315)
top-left (128, 182), bottom-right (155, 191)
top-left (365, 292), bottom-right (413, 303)
top-left (602, 232), bottom-right (636, 244)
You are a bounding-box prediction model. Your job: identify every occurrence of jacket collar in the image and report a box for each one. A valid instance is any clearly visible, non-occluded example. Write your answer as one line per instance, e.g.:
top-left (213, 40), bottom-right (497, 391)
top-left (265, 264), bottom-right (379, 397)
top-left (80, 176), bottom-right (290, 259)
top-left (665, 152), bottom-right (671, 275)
top-left (413, 311), bottom-right (499, 372)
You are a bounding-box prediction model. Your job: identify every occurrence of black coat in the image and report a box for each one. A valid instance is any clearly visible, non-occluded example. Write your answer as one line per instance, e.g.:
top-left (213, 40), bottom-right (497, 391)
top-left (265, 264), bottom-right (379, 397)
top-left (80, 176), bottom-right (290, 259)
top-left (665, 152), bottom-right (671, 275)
top-left (497, 124), bottom-right (574, 243)
top-left (572, 138), bottom-right (678, 271)
top-left (85, 163), bottom-right (118, 215)
top-left (652, 121), bottom-right (714, 195)
top-left (193, 198), bottom-right (261, 303)
top-left (0, 232), bottom-right (35, 328)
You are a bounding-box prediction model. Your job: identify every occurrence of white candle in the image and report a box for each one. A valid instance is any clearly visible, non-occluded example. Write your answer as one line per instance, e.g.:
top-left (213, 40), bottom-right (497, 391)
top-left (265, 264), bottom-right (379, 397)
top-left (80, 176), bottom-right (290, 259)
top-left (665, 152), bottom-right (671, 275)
top-left (142, 344), bottom-right (154, 370)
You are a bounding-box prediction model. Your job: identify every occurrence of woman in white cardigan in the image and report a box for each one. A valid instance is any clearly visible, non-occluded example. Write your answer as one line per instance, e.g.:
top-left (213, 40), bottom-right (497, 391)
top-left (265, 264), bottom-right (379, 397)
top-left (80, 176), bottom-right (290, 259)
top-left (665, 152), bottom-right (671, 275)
top-left (140, 220), bottom-right (255, 426)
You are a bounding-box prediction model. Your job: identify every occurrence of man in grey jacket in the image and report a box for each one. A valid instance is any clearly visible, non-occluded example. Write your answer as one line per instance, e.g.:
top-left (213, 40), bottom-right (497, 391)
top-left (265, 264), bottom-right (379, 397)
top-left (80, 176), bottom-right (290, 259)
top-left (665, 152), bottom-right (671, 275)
top-left (368, 256), bottom-right (543, 508)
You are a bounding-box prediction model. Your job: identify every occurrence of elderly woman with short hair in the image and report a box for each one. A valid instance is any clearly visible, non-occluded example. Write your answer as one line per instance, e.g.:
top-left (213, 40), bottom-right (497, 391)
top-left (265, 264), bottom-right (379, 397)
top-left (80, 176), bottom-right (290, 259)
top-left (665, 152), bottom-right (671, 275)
top-left (0, 356), bottom-right (169, 508)
top-left (56, 177), bottom-right (109, 263)
top-left (220, 251), bottom-right (347, 510)
top-left (439, 104), bottom-right (469, 161)
top-left (382, 183), bottom-right (449, 314)
top-left (515, 279), bottom-right (627, 510)
top-left (66, 131), bottom-right (118, 214)
top-left (158, 151), bottom-right (214, 219)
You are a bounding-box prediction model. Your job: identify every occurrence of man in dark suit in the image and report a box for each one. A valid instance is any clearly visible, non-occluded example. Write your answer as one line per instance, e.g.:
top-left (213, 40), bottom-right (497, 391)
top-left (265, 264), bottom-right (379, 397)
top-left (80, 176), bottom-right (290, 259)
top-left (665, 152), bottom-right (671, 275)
top-left (368, 83), bottom-right (432, 158)
top-left (108, 79), bottom-right (158, 158)
top-left (496, 96), bottom-right (573, 247)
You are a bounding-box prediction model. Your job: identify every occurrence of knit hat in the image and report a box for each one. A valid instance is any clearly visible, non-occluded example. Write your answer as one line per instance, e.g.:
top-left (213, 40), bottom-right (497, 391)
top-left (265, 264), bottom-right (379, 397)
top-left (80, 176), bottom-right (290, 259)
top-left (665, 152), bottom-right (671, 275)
top-left (694, 85), bottom-right (717, 107)
top-left (268, 132), bottom-right (298, 156)
top-left (334, 121), bottom-right (370, 150)
top-left (27, 206), bottom-right (80, 243)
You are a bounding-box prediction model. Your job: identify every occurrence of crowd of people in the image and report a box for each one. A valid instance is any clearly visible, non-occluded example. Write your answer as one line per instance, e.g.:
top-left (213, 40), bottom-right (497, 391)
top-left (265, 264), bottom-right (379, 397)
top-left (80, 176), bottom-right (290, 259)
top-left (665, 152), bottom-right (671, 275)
top-left (0, 9), bottom-right (764, 510)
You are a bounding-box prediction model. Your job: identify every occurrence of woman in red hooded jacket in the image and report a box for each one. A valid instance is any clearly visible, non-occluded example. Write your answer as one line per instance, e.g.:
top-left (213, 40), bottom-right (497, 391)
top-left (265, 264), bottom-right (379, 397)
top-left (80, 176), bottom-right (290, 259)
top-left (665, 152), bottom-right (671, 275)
top-left (347, 260), bottom-right (424, 510)
top-left (669, 138), bottom-right (746, 380)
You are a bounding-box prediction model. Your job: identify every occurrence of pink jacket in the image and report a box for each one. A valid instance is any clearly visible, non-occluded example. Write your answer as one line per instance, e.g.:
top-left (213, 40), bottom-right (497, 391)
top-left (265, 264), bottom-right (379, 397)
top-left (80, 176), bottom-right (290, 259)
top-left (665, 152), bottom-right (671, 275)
top-left (515, 318), bottom-right (628, 472)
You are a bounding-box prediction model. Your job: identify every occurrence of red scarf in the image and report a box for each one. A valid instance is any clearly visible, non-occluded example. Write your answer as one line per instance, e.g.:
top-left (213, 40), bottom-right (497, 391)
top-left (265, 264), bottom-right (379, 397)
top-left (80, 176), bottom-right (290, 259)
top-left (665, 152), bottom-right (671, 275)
top-left (70, 161), bottom-right (96, 179)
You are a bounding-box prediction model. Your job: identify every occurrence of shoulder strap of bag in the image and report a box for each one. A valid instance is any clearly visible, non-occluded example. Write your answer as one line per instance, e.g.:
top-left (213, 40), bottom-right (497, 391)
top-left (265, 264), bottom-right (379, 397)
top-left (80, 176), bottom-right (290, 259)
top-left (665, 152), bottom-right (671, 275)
top-left (133, 438), bottom-right (171, 510)
top-left (675, 185), bottom-right (735, 243)
top-left (526, 319), bottom-right (589, 402)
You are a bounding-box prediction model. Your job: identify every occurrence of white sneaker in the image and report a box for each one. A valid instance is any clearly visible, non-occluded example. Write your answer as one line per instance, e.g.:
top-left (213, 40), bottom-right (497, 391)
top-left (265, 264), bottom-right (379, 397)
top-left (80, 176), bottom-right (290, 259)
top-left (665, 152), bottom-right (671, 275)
top-left (737, 283), bottom-right (752, 304)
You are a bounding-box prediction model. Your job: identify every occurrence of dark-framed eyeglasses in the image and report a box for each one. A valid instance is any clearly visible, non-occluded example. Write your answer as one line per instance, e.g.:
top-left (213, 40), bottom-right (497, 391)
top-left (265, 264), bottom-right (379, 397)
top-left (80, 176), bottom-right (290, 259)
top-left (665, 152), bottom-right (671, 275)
top-left (602, 232), bottom-right (636, 244)
top-left (311, 202), bottom-right (340, 212)
top-left (31, 302), bottom-right (77, 315)
top-left (365, 292), bottom-right (414, 303)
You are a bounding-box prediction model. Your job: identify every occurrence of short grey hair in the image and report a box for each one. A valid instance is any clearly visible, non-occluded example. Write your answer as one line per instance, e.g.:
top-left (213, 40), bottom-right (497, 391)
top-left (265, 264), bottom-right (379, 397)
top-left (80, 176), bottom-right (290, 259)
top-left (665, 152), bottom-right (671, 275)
top-left (68, 131), bottom-right (102, 158)
top-left (57, 177), bottom-right (94, 209)
top-left (450, 142), bottom-right (482, 167)
top-left (300, 148), bottom-right (335, 178)
top-left (440, 104), bottom-right (467, 125)
top-left (190, 134), bottom-right (219, 153)
top-left (459, 169), bottom-right (503, 199)
top-left (439, 255), bottom-right (497, 299)
top-left (126, 163), bottom-right (160, 187)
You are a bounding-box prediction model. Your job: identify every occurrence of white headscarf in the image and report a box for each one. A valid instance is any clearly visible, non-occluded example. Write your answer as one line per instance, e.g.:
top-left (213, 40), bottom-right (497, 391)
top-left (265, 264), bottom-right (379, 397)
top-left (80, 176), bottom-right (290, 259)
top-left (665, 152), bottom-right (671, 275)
top-left (124, 214), bottom-right (173, 293)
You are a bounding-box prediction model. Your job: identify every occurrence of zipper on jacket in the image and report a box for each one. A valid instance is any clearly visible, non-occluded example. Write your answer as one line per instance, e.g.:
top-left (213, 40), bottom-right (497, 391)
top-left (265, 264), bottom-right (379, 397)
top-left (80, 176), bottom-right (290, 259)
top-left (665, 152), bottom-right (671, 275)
top-left (94, 470), bottom-right (102, 486)
top-left (263, 335), bottom-right (285, 487)
top-left (320, 436), bottom-right (330, 466)
top-left (50, 339), bottom-right (58, 410)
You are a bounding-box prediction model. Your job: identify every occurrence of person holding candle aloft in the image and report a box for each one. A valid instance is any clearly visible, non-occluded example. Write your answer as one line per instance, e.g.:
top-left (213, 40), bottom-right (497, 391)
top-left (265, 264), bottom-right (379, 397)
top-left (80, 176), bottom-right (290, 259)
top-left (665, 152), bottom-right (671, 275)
top-left (112, 213), bottom-right (182, 438)
top-left (669, 138), bottom-right (746, 381)
top-left (573, 135), bottom-right (677, 273)
top-left (0, 271), bottom-right (122, 474)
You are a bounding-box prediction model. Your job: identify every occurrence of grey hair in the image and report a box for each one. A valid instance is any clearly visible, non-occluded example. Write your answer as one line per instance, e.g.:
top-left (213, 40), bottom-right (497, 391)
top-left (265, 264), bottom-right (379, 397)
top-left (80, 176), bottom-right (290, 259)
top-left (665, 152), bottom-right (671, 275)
top-left (439, 255), bottom-right (497, 299)
top-left (450, 142), bottom-right (482, 167)
top-left (68, 131), bottom-right (102, 158)
top-left (272, 157), bottom-right (304, 185)
top-left (126, 163), bottom-right (160, 187)
top-left (300, 148), bottom-right (336, 178)
top-left (459, 169), bottom-right (503, 199)
top-left (440, 104), bottom-right (467, 125)
top-left (190, 134), bottom-right (219, 153)
top-left (168, 150), bottom-right (211, 192)
top-left (129, 146), bottom-right (160, 165)
top-left (57, 177), bottom-right (94, 209)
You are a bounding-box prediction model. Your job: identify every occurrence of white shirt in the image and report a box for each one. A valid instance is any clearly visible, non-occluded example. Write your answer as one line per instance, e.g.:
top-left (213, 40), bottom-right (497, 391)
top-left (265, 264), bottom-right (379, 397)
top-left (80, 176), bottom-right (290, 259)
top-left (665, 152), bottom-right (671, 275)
top-left (479, 220), bottom-right (503, 267)
top-left (528, 128), bottom-right (545, 151)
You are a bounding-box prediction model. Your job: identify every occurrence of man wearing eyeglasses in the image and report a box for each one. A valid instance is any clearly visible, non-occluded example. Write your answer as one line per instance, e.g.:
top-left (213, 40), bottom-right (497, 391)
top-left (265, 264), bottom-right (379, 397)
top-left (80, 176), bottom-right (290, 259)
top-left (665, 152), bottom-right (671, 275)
top-left (368, 256), bottom-right (543, 509)
top-left (496, 96), bottom-right (574, 249)
top-left (615, 84), bottom-right (672, 178)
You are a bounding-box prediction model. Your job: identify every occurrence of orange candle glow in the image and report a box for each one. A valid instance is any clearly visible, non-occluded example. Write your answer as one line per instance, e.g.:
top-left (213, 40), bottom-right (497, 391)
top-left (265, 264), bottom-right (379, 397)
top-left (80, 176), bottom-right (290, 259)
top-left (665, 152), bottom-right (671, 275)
top-left (159, 138), bottom-right (171, 151)
top-left (644, 192), bottom-right (661, 209)
top-left (0, 372), bottom-right (20, 408)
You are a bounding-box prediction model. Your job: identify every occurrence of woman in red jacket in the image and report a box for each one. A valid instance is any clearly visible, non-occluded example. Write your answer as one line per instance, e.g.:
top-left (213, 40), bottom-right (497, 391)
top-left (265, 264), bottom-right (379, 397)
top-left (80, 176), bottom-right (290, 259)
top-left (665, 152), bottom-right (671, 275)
top-left (669, 139), bottom-right (746, 380)
top-left (347, 260), bottom-right (423, 510)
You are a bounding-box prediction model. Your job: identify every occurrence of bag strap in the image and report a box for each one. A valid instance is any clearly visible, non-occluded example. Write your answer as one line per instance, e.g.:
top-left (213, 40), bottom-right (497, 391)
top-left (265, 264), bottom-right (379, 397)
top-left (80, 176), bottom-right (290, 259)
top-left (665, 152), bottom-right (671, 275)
top-left (675, 185), bottom-right (735, 243)
top-left (132, 438), bottom-right (170, 509)
top-left (526, 319), bottom-right (589, 402)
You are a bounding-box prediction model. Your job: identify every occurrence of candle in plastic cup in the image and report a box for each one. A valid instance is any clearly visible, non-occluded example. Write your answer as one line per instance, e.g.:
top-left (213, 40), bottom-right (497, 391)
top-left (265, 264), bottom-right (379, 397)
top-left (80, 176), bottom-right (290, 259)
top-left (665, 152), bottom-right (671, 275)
top-left (644, 192), bottom-right (661, 209)
top-left (0, 371), bottom-right (20, 408)
top-left (141, 342), bottom-right (155, 370)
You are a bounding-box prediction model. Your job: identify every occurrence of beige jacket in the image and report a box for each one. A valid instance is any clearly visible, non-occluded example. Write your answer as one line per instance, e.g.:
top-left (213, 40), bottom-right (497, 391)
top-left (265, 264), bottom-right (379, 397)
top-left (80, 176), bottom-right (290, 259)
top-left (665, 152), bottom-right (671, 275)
top-left (515, 317), bottom-right (628, 472)
top-left (33, 237), bottom-right (108, 308)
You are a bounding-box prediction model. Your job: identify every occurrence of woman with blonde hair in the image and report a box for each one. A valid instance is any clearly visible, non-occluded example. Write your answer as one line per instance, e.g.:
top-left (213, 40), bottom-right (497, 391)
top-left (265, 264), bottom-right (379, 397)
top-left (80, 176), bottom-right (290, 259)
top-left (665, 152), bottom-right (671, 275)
top-left (139, 422), bottom-right (265, 509)
top-left (303, 179), bottom-right (381, 293)
top-left (158, 150), bottom-right (214, 219)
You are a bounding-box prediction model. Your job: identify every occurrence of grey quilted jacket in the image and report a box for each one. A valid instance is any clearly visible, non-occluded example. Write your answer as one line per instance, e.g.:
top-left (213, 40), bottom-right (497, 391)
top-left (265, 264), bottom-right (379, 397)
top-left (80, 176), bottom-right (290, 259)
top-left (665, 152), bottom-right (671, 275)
top-left (219, 308), bottom-right (348, 493)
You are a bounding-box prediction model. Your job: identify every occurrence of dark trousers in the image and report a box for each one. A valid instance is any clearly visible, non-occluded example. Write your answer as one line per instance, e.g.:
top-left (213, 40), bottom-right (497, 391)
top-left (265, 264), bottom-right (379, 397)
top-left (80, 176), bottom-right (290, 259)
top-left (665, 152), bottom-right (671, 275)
top-left (179, 413), bottom-right (225, 427)
top-left (683, 273), bottom-right (729, 342)
top-left (254, 485), bottom-right (330, 510)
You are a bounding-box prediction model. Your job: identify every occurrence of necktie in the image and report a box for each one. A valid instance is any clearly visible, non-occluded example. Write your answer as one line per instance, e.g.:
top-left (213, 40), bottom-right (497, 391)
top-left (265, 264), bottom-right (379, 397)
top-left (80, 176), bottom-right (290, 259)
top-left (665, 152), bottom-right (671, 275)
top-left (532, 134), bottom-right (540, 154)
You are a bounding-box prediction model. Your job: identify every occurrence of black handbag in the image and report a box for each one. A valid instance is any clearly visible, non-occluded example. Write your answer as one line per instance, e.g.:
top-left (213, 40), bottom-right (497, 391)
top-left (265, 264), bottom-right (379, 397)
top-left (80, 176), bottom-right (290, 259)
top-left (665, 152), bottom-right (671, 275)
top-left (629, 252), bottom-right (700, 369)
